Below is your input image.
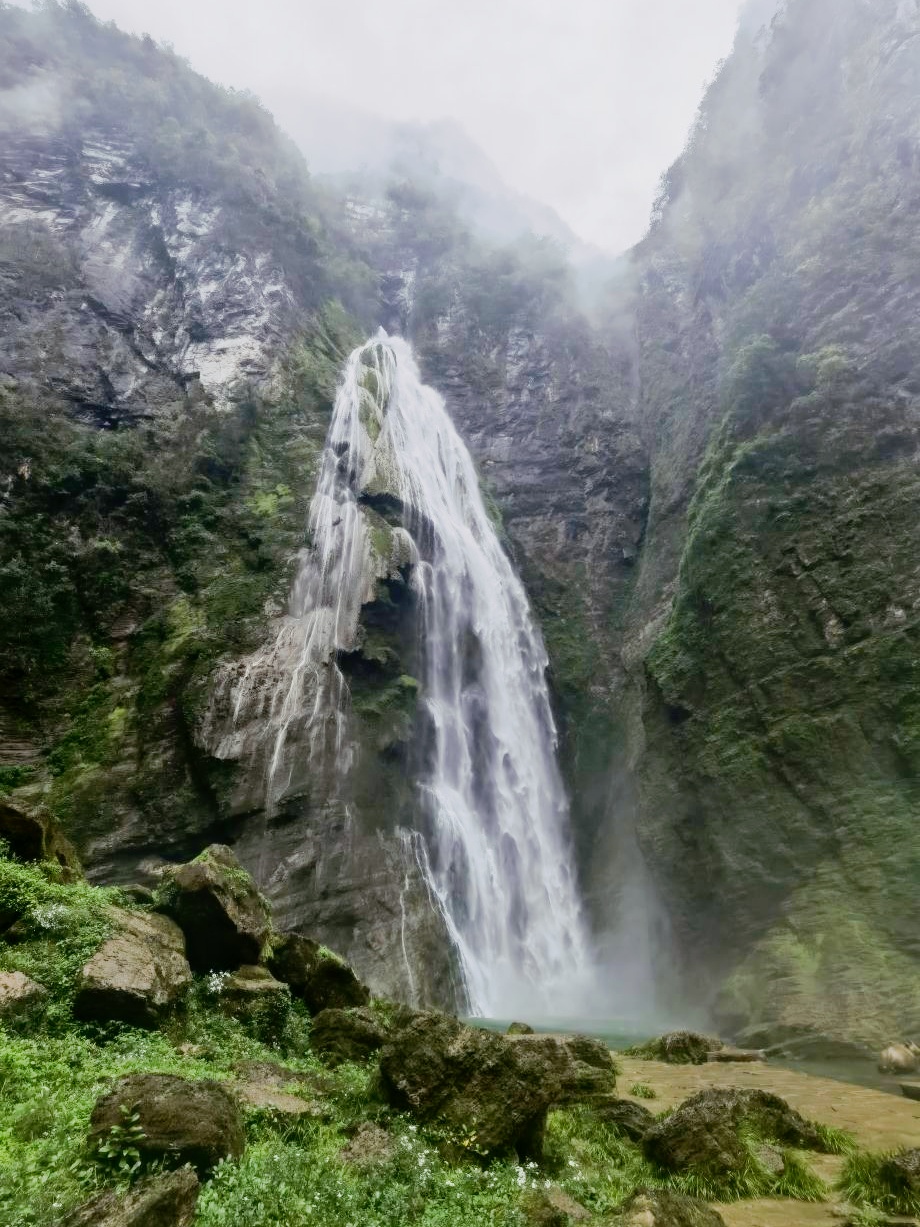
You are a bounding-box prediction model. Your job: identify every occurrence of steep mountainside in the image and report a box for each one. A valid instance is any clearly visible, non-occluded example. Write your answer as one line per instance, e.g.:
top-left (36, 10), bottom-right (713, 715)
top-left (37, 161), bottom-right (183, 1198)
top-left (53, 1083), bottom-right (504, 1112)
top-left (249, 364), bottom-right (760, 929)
top-left (621, 0), bottom-right (920, 1043)
top-left (2, 0), bottom-right (920, 1042)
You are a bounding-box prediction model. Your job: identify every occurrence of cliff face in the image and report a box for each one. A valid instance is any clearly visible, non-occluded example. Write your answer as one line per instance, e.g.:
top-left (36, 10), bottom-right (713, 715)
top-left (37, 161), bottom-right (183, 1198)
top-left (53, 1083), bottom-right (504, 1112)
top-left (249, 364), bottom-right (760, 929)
top-left (4, 0), bottom-right (920, 1040)
top-left (620, 0), bottom-right (920, 1042)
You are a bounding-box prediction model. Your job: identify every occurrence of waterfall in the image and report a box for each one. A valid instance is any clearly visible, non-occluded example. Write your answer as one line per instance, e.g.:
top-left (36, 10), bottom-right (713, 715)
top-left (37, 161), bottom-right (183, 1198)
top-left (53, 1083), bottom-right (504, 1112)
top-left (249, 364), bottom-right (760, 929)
top-left (216, 331), bottom-right (593, 1016)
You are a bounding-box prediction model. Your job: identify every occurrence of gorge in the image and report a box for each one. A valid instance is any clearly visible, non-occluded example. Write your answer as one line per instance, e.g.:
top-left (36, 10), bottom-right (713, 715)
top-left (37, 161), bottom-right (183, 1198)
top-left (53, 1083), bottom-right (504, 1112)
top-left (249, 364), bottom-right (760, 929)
top-left (1, 0), bottom-right (920, 1056)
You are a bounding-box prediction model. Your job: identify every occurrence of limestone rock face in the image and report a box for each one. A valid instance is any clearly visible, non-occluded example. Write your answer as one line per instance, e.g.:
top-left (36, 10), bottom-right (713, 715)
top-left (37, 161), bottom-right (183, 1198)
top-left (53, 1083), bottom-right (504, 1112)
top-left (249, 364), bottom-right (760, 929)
top-left (74, 908), bottom-right (191, 1027)
top-left (89, 1074), bottom-right (245, 1176)
top-left (0, 970), bottom-right (46, 1020)
top-left (58, 1168), bottom-right (199, 1227)
top-left (157, 845), bottom-right (271, 972)
top-left (378, 1013), bottom-right (616, 1159)
top-left (267, 933), bottom-right (369, 1013)
top-left (642, 1088), bottom-right (827, 1181)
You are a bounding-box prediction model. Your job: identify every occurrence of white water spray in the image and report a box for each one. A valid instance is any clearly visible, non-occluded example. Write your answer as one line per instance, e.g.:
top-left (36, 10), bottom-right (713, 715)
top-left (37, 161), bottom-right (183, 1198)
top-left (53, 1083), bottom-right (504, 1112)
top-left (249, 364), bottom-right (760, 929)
top-left (216, 332), bottom-right (593, 1016)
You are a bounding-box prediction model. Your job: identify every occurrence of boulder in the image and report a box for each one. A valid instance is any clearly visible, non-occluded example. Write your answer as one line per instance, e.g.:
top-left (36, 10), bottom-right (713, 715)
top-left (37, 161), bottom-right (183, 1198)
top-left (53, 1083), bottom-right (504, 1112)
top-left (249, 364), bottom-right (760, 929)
top-left (880, 1043), bottom-right (920, 1074)
top-left (519, 1189), bottom-right (569, 1227)
top-left (58, 1168), bottom-right (199, 1227)
top-left (217, 964), bottom-right (289, 1015)
top-left (379, 1012), bottom-right (616, 1159)
top-left (879, 1149), bottom-right (920, 1197)
top-left (707, 1047), bottom-right (765, 1063)
top-left (89, 1074), bottom-right (244, 1177)
top-left (0, 800), bottom-right (81, 879)
top-left (610, 1188), bottom-right (727, 1226)
top-left (74, 909), bottom-right (191, 1028)
top-left (633, 1031), bottom-right (723, 1064)
top-left (642, 1087), bottom-right (827, 1181)
top-left (156, 845), bottom-right (270, 972)
top-left (508, 1021), bottom-right (535, 1035)
top-left (593, 1096), bottom-right (656, 1142)
top-left (0, 970), bottom-right (46, 1020)
top-left (339, 1122), bottom-right (395, 1168)
top-left (310, 1007), bottom-right (388, 1066)
top-left (267, 933), bottom-right (369, 1012)
top-left (900, 1083), bottom-right (920, 1102)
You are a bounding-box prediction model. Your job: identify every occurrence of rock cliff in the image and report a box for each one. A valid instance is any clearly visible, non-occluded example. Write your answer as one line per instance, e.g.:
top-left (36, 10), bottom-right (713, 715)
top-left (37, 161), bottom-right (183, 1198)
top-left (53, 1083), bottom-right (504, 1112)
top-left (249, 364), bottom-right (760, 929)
top-left (2, 0), bottom-right (920, 1040)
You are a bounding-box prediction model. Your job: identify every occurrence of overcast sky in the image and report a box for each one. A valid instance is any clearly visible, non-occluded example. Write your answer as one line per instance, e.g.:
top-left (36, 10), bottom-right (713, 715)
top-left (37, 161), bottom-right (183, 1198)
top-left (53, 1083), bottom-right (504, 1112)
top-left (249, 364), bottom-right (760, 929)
top-left (64, 0), bottom-right (744, 251)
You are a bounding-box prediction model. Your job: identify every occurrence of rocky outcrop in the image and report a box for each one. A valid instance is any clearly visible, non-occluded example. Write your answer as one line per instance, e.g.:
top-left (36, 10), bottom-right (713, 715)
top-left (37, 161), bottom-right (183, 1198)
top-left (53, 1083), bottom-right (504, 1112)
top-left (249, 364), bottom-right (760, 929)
top-left (378, 1013), bottom-right (616, 1158)
top-left (880, 1043), bottom-right (920, 1074)
top-left (0, 802), bottom-right (80, 879)
top-left (631, 1032), bottom-right (723, 1065)
top-left (89, 1074), bottom-right (244, 1177)
top-left (267, 933), bottom-right (369, 1013)
top-left (156, 845), bottom-right (270, 972)
top-left (0, 970), bottom-right (46, 1020)
top-left (74, 908), bottom-right (191, 1027)
top-left (592, 1097), bottom-right (656, 1143)
top-left (609, 1189), bottom-right (726, 1227)
top-left (59, 1169), bottom-right (199, 1227)
top-left (309, 1007), bottom-right (388, 1067)
top-left (642, 1088), bottom-right (828, 1182)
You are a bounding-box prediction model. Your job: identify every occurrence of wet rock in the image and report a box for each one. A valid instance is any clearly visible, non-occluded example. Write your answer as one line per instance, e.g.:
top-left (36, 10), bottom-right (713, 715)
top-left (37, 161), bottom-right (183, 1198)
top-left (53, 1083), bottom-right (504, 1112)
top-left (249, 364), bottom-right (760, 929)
top-left (339, 1122), bottom-right (395, 1168)
top-left (508, 1021), bottom-right (535, 1035)
top-left (157, 845), bottom-right (271, 972)
top-left (880, 1043), bottom-right (920, 1074)
top-left (267, 933), bottom-right (369, 1013)
top-left (310, 1006), bottom-right (388, 1067)
top-left (634, 1031), bottom-right (723, 1064)
top-left (74, 909), bottom-right (191, 1027)
top-left (593, 1096), bottom-right (656, 1142)
top-left (900, 1083), bottom-right (920, 1102)
top-left (89, 1074), bottom-right (244, 1177)
top-left (0, 800), bottom-right (81, 880)
top-left (609, 1188), bottom-right (727, 1226)
top-left (379, 1012), bottom-right (616, 1159)
top-left (0, 970), bottom-right (46, 1020)
top-left (58, 1168), bottom-right (199, 1227)
top-left (642, 1088), bottom-right (827, 1180)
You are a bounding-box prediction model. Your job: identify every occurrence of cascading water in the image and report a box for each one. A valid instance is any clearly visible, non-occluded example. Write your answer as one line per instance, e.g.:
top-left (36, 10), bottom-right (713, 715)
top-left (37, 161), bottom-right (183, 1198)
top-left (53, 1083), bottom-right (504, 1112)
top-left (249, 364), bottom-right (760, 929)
top-left (215, 331), bottom-right (593, 1016)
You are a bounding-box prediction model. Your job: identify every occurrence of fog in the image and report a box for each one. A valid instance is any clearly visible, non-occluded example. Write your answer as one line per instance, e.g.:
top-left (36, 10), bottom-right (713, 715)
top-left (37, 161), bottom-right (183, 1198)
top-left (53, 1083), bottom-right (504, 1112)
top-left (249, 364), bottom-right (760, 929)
top-left (39, 0), bottom-right (747, 251)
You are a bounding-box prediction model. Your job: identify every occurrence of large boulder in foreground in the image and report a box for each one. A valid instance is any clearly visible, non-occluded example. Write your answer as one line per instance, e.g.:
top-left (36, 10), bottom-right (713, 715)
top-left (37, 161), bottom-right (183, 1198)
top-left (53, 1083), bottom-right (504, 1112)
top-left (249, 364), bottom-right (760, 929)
top-left (608, 1188), bottom-right (726, 1226)
top-left (156, 845), bottom-right (270, 972)
top-left (59, 1168), bottom-right (199, 1227)
top-left (642, 1088), bottom-right (827, 1181)
top-left (267, 933), bottom-right (369, 1013)
top-left (379, 1013), bottom-right (616, 1159)
top-left (89, 1074), bottom-right (244, 1176)
top-left (74, 909), bottom-right (191, 1028)
top-left (310, 1007), bottom-right (388, 1066)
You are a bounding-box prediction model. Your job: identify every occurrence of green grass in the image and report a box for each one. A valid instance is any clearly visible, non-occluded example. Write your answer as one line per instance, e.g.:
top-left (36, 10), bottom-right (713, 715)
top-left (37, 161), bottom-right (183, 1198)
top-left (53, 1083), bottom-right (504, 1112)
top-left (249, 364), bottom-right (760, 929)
top-left (839, 1151), bottom-right (920, 1218)
top-left (630, 1082), bottom-right (657, 1099)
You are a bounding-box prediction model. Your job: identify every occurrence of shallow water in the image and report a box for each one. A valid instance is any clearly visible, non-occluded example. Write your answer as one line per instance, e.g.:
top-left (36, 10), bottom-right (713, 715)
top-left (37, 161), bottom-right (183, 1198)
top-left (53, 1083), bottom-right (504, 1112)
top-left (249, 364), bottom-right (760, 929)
top-left (470, 1017), bottom-right (908, 1098)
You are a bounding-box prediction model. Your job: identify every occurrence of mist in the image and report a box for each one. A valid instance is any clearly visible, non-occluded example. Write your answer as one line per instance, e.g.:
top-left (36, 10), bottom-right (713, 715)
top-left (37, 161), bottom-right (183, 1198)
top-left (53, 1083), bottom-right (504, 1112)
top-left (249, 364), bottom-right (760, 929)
top-left (16, 0), bottom-right (750, 251)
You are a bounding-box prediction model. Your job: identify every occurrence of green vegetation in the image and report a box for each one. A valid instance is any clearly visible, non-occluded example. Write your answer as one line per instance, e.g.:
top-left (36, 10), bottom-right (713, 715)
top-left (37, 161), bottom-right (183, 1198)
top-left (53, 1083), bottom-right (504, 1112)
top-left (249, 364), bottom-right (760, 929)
top-left (0, 854), bottom-right (865, 1226)
top-left (630, 1083), bottom-right (657, 1100)
top-left (839, 1151), bottom-right (920, 1218)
